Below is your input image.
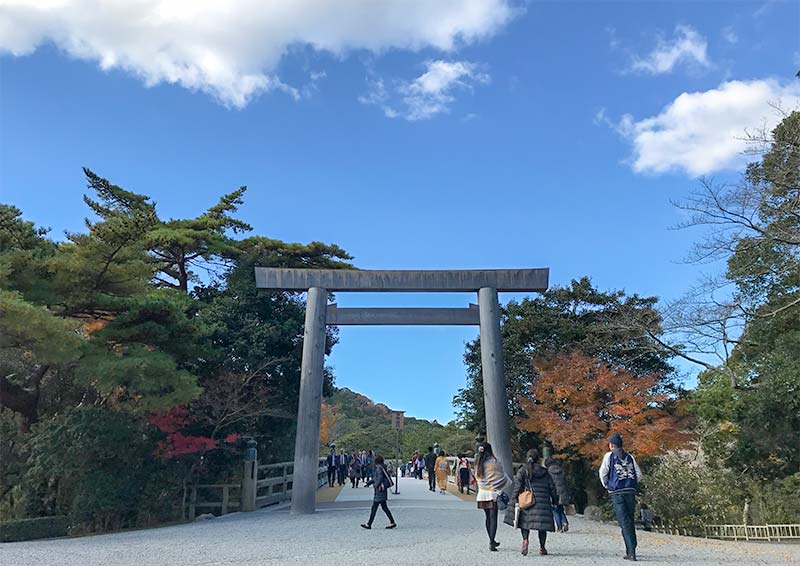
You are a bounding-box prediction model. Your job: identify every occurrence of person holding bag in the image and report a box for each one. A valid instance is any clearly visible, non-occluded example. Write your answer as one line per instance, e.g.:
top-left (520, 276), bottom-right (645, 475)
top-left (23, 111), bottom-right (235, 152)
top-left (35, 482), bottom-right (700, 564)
top-left (504, 448), bottom-right (557, 556)
top-left (361, 454), bottom-right (397, 530)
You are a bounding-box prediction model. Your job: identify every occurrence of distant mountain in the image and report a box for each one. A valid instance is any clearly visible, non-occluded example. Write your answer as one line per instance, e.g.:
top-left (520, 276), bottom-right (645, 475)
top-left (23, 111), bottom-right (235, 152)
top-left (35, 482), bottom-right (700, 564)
top-left (321, 387), bottom-right (474, 459)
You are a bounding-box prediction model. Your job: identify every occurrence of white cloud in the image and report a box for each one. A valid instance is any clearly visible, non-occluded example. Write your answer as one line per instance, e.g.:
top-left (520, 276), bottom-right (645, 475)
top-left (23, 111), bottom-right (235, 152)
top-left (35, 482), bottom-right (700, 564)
top-left (630, 25), bottom-right (711, 75)
top-left (721, 26), bottom-right (738, 45)
top-left (359, 60), bottom-right (489, 120)
top-left (0, 0), bottom-right (515, 108)
top-left (605, 79), bottom-right (800, 176)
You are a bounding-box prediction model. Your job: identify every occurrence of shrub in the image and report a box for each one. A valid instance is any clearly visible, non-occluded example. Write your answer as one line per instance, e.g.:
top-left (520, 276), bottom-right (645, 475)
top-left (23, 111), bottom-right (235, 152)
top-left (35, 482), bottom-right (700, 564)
top-left (20, 407), bottom-right (164, 532)
top-left (0, 516), bottom-right (69, 542)
top-left (642, 452), bottom-right (742, 525)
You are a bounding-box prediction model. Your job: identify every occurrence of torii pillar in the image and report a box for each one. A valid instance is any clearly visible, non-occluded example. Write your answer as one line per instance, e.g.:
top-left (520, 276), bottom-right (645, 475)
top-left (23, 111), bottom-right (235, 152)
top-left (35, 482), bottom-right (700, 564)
top-left (254, 267), bottom-right (549, 514)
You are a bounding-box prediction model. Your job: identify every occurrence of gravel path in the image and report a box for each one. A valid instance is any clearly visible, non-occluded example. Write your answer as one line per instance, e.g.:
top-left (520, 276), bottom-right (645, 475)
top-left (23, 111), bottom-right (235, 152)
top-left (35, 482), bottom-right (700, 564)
top-left (2, 477), bottom-right (797, 566)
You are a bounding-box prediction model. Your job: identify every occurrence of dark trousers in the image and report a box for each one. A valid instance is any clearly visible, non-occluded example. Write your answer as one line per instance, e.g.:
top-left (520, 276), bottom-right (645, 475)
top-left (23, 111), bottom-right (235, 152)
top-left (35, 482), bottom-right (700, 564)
top-left (327, 466), bottom-right (336, 487)
top-left (427, 468), bottom-right (435, 490)
top-left (521, 529), bottom-right (548, 548)
top-left (611, 492), bottom-right (638, 557)
top-left (337, 466), bottom-right (346, 485)
top-left (459, 469), bottom-right (471, 493)
top-left (367, 500), bottom-right (395, 526)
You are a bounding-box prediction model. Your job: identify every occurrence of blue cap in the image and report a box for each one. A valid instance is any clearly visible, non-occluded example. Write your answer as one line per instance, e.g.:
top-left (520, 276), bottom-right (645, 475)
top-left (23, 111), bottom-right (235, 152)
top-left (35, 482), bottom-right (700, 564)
top-left (609, 433), bottom-right (623, 447)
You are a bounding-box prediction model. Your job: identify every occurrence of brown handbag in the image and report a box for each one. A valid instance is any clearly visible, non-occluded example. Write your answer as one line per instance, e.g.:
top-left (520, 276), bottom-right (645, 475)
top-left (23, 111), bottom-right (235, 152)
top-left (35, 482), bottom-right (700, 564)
top-left (518, 474), bottom-right (535, 510)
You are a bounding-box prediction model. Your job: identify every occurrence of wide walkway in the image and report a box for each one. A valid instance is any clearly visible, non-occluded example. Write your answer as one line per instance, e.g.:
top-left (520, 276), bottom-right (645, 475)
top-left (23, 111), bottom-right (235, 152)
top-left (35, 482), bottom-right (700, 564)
top-left (2, 477), bottom-right (797, 565)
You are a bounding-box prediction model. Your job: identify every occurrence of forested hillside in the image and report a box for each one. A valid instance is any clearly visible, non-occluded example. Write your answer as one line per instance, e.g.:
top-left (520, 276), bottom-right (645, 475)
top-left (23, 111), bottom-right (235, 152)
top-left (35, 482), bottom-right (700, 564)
top-left (321, 387), bottom-right (474, 458)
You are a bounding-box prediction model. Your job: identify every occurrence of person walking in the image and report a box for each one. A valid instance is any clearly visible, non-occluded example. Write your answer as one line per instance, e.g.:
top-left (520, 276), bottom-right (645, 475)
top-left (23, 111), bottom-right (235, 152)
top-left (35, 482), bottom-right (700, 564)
top-left (425, 447), bottom-right (437, 492)
top-left (326, 448), bottom-right (337, 487)
top-left (544, 457), bottom-right (571, 532)
top-left (456, 453), bottom-right (473, 495)
top-left (475, 442), bottom-right (511, 552)
top-left (435, 450), bottom-right (449, 494)
top-left (504, 449), bottom-right (557, 556)
top-left (416, 454), bottom-right (425, 480)
top-left (366, 450), bottom-right (375, 481)
top-left (337, 449), bottom-right (348, 486)
top-left (600, 433), bottom-right (643, 562)
top-left (360, 454), bottom-right (397, 530)
top-left (349, 452), bottom-right (362, 488)
top-left (360, 450), bottom-right (368, 483)
top-left (640, 503), bottom-right (653, 532)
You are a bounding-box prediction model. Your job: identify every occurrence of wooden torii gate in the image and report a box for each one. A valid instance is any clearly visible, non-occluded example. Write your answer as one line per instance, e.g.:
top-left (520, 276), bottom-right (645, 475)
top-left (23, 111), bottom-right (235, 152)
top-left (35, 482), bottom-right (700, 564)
top-left (254, 267), bottom-right (549, 514)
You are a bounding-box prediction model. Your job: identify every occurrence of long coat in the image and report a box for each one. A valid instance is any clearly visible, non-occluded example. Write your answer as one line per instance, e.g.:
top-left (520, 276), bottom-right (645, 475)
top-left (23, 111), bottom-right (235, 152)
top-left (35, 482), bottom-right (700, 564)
top-left (503, 464), bottom-right (557, 532)
top-left (546, 462), bottom-right (571, 505)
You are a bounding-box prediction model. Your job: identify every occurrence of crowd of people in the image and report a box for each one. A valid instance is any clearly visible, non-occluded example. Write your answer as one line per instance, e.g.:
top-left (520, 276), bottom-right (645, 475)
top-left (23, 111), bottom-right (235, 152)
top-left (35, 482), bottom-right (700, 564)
top-left (327, 433), bottom-right (646, 561)
top-left (325, 448), bottom-right (377, 488)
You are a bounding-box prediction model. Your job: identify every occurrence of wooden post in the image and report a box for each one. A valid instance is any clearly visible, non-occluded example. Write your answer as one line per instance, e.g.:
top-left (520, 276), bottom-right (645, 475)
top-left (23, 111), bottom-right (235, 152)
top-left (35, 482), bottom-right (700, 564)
top-left (188, 486), bottom-right (197, 520)
top-left (221, 486), bottom-right (230, 515)
top-left (241, 439), bottom-right (257, 512)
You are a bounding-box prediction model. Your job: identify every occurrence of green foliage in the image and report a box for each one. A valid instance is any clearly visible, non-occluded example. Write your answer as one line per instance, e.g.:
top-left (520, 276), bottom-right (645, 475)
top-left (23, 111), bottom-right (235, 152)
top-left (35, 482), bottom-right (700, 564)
top-left (748, 473), bottom-right (800, 523)
top-left (643, 453), bottom-right (743, 525)
top-left (1, 168), bottom-right (361, 534)
top-left (78, 346), bottom-right (201, 412)
top-left (0, 290), bottom-right (82, 366)
top-left (146, 186), bottom-right (251, 292)
top-left (325, 388), bottom-right (473, 459)
top-left (20, 407), bottom-right (165, 532)
top-left (0, 516), bottom-right (69, 542)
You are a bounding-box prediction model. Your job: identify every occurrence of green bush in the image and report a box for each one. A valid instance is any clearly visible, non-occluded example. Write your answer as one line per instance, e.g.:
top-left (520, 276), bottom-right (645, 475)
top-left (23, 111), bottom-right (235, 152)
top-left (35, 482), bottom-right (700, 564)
top-left (642, 453), bottom-right (743, 525)
top-left (0, 516), bottom-right (69, 542)
top-left (20, 407), bottom-right (166, 533)
top-left (748, 473), bottom-right (800, 524)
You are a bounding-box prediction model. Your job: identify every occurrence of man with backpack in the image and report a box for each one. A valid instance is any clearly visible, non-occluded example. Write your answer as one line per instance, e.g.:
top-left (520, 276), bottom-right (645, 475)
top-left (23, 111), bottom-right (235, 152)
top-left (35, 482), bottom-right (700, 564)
top-left (599, 433), bottom-right (642, 562)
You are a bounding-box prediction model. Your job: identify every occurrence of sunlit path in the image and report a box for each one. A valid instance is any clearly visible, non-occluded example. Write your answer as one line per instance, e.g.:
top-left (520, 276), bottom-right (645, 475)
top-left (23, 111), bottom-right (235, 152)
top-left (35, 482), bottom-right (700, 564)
top-left (2, 484), bottom-right (796, 566)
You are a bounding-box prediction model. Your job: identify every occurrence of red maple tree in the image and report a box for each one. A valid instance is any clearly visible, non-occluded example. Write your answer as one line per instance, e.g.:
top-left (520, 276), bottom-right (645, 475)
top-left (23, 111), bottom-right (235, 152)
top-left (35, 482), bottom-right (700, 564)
top-left (519, 353), bottom-right (688, 464)
top-left (148, 406), bottom-right (239, 459)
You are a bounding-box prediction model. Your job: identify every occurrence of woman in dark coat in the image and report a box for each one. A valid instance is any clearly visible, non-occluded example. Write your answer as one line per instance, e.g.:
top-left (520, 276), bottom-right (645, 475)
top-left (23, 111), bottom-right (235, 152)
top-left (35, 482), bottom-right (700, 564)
top-left (360, 454), bottom-right (397, 529)
top-left (504, 448), bottom-right (557, 556)
top-left (349, 453), bottom-right (362, 488)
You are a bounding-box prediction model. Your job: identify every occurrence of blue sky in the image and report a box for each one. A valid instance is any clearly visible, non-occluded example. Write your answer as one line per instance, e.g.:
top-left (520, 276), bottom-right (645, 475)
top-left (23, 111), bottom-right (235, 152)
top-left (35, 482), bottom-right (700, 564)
top-left (1, 1), bottom-right (798, 422)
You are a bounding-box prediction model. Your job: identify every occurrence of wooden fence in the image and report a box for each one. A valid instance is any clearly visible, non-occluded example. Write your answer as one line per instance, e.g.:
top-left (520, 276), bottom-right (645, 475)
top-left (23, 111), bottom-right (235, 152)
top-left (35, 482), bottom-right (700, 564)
top-left (702, 524), bottom-right (800, 542)
top-left (188, 457), bottom-right (327, 519)
top-left (649, 521), bottom-right (800, 542)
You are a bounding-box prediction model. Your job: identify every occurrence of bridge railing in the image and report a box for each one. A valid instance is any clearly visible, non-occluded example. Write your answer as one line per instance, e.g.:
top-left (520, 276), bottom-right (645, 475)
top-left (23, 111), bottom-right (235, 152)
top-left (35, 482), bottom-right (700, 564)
top-left (187, 457), bottom-right (327, 520)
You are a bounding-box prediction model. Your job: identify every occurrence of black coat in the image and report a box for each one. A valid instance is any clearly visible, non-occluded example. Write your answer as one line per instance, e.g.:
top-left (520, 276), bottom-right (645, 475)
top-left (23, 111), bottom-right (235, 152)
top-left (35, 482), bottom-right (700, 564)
top-left (546, 462), bottom-right (571, 506)
top-left (366, 464), bottom-right (393, 502)
top-left (503, 464), bottom-right (557, 532)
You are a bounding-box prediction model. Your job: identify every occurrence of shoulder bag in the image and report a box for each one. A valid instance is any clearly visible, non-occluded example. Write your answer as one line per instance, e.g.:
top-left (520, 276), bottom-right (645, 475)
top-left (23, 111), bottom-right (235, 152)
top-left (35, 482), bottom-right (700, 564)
top-left (518, 472), bottom-right (535, 510)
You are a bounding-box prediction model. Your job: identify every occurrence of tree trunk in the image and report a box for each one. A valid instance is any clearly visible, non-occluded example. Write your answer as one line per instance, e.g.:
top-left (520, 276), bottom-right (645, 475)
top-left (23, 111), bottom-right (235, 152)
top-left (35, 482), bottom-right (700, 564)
top-left (0, 365), bottom-right (48, 432)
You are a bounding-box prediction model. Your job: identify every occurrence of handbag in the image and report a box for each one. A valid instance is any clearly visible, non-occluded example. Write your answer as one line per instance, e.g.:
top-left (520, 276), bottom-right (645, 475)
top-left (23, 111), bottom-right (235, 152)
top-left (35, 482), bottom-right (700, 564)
top-left (497, 491), bottom-right (510, 511)
top-left (518, 474), bottom-right (535, 510)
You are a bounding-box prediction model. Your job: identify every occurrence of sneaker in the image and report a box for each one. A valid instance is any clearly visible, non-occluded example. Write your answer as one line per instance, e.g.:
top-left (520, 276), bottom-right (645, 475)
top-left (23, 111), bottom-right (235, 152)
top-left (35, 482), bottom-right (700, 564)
top-left (623, 555), bottom-right (637, 561)
top-left (539, 547), bottom-right (548, 556)
top-left (521, 540), bottom-right (529, 556)
top-left (563, 523), bottom-right (569, 532)
top-left (386, 523), bottom-right (397, 529)
top-left (360, 524), bottom-right (371, 529)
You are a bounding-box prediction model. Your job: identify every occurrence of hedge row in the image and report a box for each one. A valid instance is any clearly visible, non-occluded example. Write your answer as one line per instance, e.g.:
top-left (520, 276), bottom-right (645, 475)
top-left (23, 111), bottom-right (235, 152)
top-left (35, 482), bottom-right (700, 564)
top-left (0, 516), bottom-right (69, 543)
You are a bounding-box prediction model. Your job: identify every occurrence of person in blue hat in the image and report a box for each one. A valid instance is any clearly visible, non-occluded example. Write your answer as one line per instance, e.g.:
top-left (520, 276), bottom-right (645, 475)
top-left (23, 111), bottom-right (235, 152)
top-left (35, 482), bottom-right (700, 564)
top-left (599, 433), bottom-right (643, 562)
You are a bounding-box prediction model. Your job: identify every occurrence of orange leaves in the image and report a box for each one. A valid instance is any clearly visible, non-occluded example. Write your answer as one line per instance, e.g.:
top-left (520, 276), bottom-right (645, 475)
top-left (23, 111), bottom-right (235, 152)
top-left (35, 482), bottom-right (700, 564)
top-left (319, 401), bottom-right (338, 446)
top-left (519, 353), bottom-right (687, 464)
